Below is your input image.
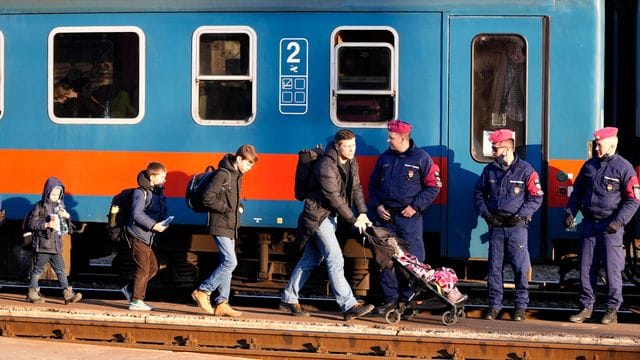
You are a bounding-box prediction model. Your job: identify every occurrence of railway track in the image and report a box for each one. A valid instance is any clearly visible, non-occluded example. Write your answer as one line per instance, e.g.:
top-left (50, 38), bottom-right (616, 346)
top-left (0, 313), bottom-right (637, 359)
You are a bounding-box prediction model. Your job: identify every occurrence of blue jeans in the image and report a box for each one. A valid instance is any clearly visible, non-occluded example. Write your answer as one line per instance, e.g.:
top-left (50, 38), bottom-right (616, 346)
top-left (30, 252), bottom-right (69, 289)
top-left (198, 235), bottom-right (237, 304)
top-left (487, 224), bottom-right (530, 310)
top-left (282, 217), bottom-right (357, 312)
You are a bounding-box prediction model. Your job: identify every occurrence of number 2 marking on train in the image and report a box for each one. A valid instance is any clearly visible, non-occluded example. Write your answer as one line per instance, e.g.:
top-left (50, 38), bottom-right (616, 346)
top-left (279, 38), bottom-right (308, 115)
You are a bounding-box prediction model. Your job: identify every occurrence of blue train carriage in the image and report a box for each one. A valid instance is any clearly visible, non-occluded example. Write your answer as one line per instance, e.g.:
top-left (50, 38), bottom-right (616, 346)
top-left (0, 1), bottom-right (603, 294)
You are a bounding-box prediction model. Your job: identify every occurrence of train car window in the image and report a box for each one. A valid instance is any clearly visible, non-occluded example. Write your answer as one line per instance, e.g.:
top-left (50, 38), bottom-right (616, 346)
top-left (331, 27), bottom-right (398, 126)
top-left (471, 35), bottom-right (527, 162)
top-left (0, 31), bottom-right (3, 119)
top-left (192, 26), bottom-right (256, 125)
top-left (49, 27), bottom-right (145, 124)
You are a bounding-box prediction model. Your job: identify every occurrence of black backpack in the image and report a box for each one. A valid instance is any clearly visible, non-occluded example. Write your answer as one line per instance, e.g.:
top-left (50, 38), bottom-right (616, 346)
top-left (107, 187), bottom-right (151, 244)
top-left (294, 145), bottom-right (324, 201)
top-left (186, 166), bottom-right (230, 213)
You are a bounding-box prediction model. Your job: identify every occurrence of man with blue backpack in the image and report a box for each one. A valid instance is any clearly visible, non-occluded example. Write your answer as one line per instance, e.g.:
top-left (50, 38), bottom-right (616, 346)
top-left (191, 144), bottom-right (258, 317)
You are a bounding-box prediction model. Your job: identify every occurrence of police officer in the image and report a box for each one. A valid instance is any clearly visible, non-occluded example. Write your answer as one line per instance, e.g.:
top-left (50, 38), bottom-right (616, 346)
top-left (473, 129), bottom-right (543, 322)
top-left (369, 119), bottom-right (442, 314)
top-left (566, 127), bottom-right (640, 325)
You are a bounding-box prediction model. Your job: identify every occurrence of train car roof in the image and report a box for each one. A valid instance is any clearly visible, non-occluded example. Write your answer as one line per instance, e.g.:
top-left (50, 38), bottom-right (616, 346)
top-left (0, 0), bottom-right (593, 14)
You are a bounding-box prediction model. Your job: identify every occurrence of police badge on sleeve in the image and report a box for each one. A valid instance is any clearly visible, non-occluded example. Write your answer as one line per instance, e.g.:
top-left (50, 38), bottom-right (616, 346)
top-left (634, 184), bottom-right (640, 200)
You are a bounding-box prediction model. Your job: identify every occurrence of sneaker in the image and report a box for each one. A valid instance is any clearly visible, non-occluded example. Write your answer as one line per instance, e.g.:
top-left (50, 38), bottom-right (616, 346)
top-left (63, 287), bottom-right (82, 305)
top-left (129, 299), bottom-right (152, 311)
top-left (279, 302), bottom-right (310, 317)
top-left (375, 301), bottom-right (397, 315)
top-left (343, 303), bottom-right (374, 321)
top-left (446, 288), bottom-right (468, 304)
top-left (513, 308), bottom-right (526, 322)
top-left (569, 307), bottom-right (592, 323)
top-left (601, 308), bottom-right (617, 325)
top-left (484, 308), bottom-right (500, 320)
top-left (122, 285), bottom-right (132, 304)
top-left (26, 288), bottom-right (45, 304)
top-left (191, 289), bottom-right (214, 315)
top-left (214, 301), bottom-right (242, 317)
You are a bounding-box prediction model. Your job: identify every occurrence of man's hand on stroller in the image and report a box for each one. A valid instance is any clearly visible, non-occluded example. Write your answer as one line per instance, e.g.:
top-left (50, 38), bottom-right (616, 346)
top-left (354, 213), bottom-right (373, 234)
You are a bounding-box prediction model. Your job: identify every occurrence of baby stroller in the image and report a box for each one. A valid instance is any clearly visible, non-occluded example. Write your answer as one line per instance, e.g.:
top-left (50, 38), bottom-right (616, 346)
top-left (364, 226), bottom-right (468, 326)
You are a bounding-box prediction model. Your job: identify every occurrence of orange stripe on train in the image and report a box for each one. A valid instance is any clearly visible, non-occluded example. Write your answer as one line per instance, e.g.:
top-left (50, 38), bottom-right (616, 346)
top-left (0, 149), bottom-right (446, 204)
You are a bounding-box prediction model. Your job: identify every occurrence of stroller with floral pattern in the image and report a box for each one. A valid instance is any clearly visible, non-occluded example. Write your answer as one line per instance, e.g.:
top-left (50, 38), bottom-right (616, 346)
top-left (364, 226), bottom-right (468, 326)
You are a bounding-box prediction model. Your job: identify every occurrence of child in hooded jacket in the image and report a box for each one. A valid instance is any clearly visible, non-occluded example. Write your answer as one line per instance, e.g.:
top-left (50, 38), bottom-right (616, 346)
top-left (26, 177), bottom-right (81, 304)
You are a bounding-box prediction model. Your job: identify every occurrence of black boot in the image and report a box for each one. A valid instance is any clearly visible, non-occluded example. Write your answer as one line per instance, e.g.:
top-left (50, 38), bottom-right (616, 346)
top-left (569, 307), bottom-right (592, 323)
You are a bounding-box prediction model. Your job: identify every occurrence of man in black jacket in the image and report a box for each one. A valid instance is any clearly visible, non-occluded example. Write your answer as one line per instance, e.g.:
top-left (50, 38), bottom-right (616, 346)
top-left (280, 129), bottom-right (374, 320)
top-left (192, 144), bottom-right (258, 317)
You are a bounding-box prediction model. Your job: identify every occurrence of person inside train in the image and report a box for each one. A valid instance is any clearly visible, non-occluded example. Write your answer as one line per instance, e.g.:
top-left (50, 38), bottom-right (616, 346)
top-left (53, 82), bottom-right (79, 117)
top-left (191, 144), bottom-right (258, 317)
top-left (25, 177), bottom-right (82, 305)
top-left (123, 162), bottom-right (169, 311)
top-left (71, 77), bottom-right (106, 117)
top-left (565, 127), bottom-right (640, 325)
top-left (473, 129), bottom-right (543, 322)
top-left (279, 129), bottom-right (375, 320)
top-left (368, 119), bottom-right (442, 314)
top-left (473, 36), bottom-right (526, 156)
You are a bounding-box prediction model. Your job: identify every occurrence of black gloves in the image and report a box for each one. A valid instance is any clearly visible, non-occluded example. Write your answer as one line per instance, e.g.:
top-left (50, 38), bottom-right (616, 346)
top-left (504, 215), bottom-right (522, 227)
top-left (485, 214), bottom-right (503, 227)
top-left (563, 213), bottom-right (575, 229)
top-left (606, 222), bottom-right (621, 234)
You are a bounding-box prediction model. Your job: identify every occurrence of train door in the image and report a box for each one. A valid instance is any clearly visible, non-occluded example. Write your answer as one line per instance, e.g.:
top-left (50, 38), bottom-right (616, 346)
top-left (447, 17), bottom-right (545, 259)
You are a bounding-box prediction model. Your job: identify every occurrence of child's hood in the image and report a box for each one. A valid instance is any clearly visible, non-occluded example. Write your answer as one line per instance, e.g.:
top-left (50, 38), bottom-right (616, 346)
top-left (41, 177), bottom-right (65, 203)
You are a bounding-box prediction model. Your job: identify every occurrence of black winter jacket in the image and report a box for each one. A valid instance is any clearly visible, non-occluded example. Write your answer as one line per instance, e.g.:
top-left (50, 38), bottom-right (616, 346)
top-left (297, 144), bottom-right (367, 247)
top-left (203, 154), bottom-right (243, 239)
top-left (27, 177), bottom-right (71, 254)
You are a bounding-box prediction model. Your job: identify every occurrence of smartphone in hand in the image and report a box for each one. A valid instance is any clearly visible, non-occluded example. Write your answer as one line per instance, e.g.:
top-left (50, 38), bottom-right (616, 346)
top-left (161, 216), bottom-right (174, 226)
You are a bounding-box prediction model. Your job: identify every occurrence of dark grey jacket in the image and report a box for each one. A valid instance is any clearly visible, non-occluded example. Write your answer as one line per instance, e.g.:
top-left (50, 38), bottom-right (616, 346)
top-left (203, 154), bottom-right (242, 239)
top-left (297, 143), bottom-right (367, 246)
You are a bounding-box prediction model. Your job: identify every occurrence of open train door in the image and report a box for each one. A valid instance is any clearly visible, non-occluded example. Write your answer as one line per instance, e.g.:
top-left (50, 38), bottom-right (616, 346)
top-left (447, 17), bottom-right (546, 259)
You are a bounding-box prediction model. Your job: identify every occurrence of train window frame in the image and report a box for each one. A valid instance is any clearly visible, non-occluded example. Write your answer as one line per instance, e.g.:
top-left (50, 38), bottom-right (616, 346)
top-left (470, 34), bottom-right (528, 163)
top-left (48, 26), bottom-right (145, 125)
top-left (0, 31), bottom-right (4, 120)
top-left (192, 26), bottom-right (257, 126)
top-left (330, 26), bottom-right (399, 127)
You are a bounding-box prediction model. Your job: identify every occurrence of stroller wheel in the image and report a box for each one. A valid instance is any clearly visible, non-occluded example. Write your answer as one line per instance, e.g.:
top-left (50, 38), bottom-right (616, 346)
top-left (385, 310), bottom-right (402, 324)
top-left (442, 310), bottom-right (457, 326)
top-left (456, 308), bottom-right (465, 323)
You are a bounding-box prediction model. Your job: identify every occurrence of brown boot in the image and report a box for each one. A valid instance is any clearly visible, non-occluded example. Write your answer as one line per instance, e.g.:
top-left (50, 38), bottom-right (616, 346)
top-left (214, 301), bottom-right (242, 317)
top-left (191, 289), bottom-right (214, 315)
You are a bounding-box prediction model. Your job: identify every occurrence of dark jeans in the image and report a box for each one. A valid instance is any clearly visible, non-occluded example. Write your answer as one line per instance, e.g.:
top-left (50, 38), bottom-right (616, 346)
top-left (29, 252), bottom-right (69, 289)
top-left (131, 237), bottom-right (158, 301)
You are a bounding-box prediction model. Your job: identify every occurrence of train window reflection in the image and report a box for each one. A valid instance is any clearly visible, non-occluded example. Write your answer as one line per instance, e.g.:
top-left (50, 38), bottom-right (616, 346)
top-left (193, 27), bottom-right (256, 125)
top-left (331, 27), bottom-right (398, 126)
top-left (49, 27), bottom-right (144, 124)
top-left (471, 35), bottom-right (527, 162)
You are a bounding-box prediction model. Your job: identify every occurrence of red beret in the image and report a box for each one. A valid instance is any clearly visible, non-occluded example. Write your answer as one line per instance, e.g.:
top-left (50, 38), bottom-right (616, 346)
top-left (593, 127), bottom-right (618, 140)
top-left (488, 129), bottom-right (514, 144)
top-left (387, 120), bottom-right (412, 135)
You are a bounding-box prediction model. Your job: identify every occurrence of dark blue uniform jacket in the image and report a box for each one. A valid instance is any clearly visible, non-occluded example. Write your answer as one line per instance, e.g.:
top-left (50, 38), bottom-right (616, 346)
top-left (473, 156), bottom-right (543, 219)
top-left (566, 154), bottom-right (640, 226)
top-left (369, 140), bottom-right (441, 212)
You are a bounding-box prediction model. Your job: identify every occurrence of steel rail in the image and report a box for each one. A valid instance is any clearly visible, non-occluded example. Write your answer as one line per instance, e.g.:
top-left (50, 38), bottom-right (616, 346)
top-left (0, 315), bottom-right (637, 359)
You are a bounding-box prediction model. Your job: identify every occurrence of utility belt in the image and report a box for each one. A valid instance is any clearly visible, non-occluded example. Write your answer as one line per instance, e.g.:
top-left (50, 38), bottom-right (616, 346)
top-left (583, 213), bottom-right (614, 223)
top-left (491, 213), bottom-right (530, 228)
